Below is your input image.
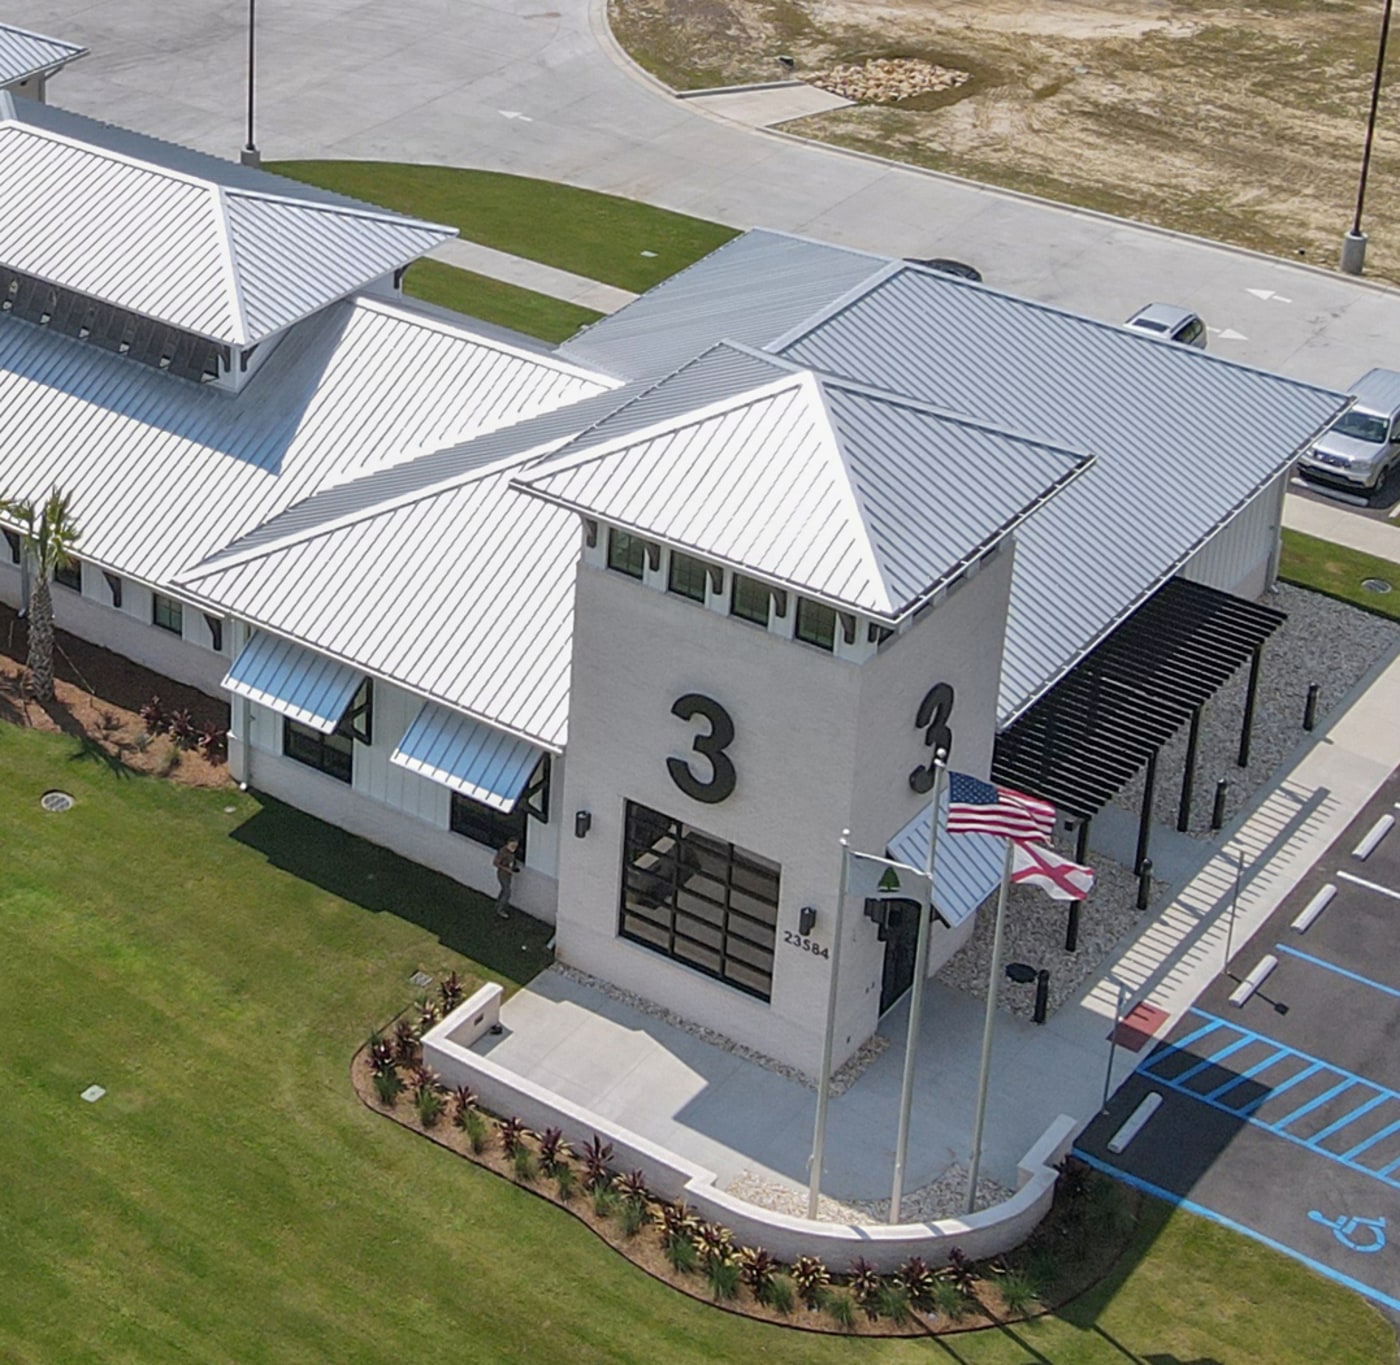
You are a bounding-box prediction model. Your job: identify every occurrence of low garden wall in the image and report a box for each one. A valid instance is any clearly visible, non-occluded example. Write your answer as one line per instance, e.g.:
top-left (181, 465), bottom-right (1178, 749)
top-left (422, 985), bottom-right (1077, 1273)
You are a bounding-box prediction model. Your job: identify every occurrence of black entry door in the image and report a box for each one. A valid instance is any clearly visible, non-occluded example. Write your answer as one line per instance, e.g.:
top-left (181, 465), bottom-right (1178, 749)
top-left (877, 898), bottom-right (922, 1014)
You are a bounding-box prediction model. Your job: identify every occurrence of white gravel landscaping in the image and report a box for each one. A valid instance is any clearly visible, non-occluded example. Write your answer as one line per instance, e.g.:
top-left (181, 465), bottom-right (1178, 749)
top-left (728, 1162), bottom-right (1012, 1224)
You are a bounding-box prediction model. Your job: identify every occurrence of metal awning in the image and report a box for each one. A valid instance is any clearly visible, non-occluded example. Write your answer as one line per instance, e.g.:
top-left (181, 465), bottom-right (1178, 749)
top-left (223, 631), bottom-right (364, 733)
top-left (392, 702), bottom-right (544, 812)
top-left (887, 787), bottom-right (1005, 929)
top-left (993, 578), bottom-right (1286, 824)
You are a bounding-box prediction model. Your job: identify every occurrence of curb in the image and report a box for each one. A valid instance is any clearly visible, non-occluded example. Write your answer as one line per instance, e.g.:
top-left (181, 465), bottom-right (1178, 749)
top-left (676, 79), bottom-right (808, 98)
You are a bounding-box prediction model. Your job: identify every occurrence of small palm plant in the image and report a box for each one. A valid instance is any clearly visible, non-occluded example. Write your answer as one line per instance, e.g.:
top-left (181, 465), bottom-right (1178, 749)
top-left (2, 489), bottom-right (80, 703)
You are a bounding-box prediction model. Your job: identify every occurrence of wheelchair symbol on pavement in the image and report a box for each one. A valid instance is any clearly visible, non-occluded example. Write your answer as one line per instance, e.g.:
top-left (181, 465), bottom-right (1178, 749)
top-left (1308, 1210), bottom-right (1387, 1253)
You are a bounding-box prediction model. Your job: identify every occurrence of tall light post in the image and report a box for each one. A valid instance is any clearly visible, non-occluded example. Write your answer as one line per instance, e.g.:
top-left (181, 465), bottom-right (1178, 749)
top-left (1342, 0), bottom-right (1395, 274)
top-left (240, 0), bottom-right (260, 167)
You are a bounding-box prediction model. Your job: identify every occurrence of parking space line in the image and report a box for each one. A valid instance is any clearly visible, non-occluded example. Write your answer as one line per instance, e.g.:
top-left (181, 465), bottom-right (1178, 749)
top-left (1343, 1116), bottom-right (1400, 1162)
top-left (1174, 1035), bottom-right (1257, 1084)
top-left (1275, 943), bottom-right (1400, 1000)
top-left (1379, 1151), bottom-right (1400, 1176)
top-left (1237, 1061), bottom-right (1323, 1115)
top-left (1273, 1078), bottom-right (1359, 1131)
top-left (1309, 1092), bottom-right (1390, 1145)
top-left (1161, 1017), bottom-right (1230, 1054)
top-left (1205, 1048), bottom-right (1291, 1101)
top-left (1337, 870), bottom-right (1400, 901)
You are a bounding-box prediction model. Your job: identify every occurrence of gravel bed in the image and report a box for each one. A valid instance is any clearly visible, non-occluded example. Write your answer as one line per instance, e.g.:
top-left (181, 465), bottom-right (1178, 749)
top-left (1112, 585), bottom-right (1400, 834)
top-left (807, 57), bottom-right (970, 105)
top-left (935, 848), bottom-right (1151, 1021)
top-left (728, 1162), bottom-right (1012, 1225)
top-left (549, 964), bottom-right (888, 1094)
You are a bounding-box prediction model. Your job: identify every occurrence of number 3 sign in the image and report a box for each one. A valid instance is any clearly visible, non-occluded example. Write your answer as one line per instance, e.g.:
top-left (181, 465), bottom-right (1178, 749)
top-left (667, 693), bottom-right (737, 804)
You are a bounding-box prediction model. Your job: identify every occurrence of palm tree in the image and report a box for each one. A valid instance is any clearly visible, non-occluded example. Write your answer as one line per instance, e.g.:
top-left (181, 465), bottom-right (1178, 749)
top-left (1, 489), bottom-right (80, 703)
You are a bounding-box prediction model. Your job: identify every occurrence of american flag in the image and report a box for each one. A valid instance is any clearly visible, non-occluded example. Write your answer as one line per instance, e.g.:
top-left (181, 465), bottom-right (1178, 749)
top-left (946, 772), bottom-right (1056, 841)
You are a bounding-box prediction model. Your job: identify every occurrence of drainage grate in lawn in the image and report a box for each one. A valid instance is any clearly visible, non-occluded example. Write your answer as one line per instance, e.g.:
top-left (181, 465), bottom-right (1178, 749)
top-left (1363, 578), bottom-right (1393, 594)
top-left (40, 790), bottom-right (74, 812)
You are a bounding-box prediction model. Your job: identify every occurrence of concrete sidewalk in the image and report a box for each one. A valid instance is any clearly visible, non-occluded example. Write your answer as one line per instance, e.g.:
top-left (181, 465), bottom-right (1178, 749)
top-left (482, 633), bottom-right (1400, 1205)
top-left (427, 238), bottom-right (637, 314)
top-left (1284, 490), bottom-right (1400, 560)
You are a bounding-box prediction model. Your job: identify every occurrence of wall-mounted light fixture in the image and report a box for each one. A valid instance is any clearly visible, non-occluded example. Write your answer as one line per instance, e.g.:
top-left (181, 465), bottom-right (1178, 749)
top-left (798, 905), bottom-right (817, 936)
top-left (574, 810), bottom-right (592, 839)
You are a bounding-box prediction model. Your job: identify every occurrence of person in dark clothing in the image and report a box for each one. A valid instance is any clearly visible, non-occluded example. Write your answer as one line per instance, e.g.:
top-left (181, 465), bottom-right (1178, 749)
top-left (493, 838), bottom-right (521, 918)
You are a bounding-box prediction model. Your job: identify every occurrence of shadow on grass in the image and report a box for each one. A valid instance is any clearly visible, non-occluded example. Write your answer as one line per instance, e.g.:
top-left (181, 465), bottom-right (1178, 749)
top-left (229, 792), bottom-right (554, 988)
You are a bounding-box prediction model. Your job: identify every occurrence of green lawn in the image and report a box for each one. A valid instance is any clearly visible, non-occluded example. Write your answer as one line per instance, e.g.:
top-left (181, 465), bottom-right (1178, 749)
top-left (2, 723), bottom-right (1393, 1362)
top-left (402, 258), bottom-right (602, 343)
top-left (1280, 528), bottom-right (1400, 620)
top-left (268, 162), bottom-right (737, 293)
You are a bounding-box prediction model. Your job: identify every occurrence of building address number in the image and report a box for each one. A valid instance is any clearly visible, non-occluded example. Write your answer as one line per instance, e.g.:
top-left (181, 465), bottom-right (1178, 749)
top-left (783, 930), bottom-right (830, 958)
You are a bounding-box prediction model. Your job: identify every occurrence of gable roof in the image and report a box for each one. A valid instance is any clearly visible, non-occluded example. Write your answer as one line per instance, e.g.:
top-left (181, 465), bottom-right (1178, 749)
top-left (0, 23), bottom-right (86, 86)
top-left (773, 265), bottom-right (1347, 716)
top-left (515, 345), bottom-right (1091, 619)
top-left (0, 112), bottom-right (453, 345)
top-left (0, 292), bottom-right (612, 587)
top-left (557, 229), bottom-right (887, 381)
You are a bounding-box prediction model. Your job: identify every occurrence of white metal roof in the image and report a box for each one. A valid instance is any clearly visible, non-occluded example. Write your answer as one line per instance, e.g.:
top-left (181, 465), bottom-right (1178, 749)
top-left (224, 631), bottom-right (364, 732)
top-left (177, 457), bottom-right (584, 749)
top-left (516, 346), bottom-right (1091, 619)
top-left (0, 115), bottom-right (454, 344)
top-left (0, 291), bottom-right (613, 587)
top-left (775, 266), bottom-right (1347, 717)
top-left (558, 229), bottom-right (886, 381)
top-left (0, 23), bottom-right (86, 87)
top-left (392, 703), bottom-right (544, 811)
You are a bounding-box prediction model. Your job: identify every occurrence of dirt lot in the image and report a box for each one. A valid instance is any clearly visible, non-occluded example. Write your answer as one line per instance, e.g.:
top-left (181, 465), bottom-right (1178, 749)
top-left (610, 0), bottom-right (1400, 282)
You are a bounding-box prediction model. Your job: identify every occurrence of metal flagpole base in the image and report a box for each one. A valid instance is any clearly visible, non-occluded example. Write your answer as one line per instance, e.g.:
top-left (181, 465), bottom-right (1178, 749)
top-left (240, 145), bottom-right (262, 168)
top-left (1341, 229), bottom-right (1368, 275)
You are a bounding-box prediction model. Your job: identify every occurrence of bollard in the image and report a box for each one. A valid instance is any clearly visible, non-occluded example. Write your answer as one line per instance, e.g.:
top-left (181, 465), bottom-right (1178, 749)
top-left (1303, 683), bottom-right (1320, 733)
top-left (1064, 900), bottom-right (1081, 953)
top-left (1211, 779), bottom-right (1229, 831)
top-left (1033, 969), bottom-right (1050, 1025)
top-left (1136, 857), bottom-right (1153, 911)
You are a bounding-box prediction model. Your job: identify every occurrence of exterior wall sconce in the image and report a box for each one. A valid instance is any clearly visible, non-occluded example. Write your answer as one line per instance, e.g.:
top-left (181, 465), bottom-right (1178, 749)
top-left (798, 904), bottom-right (817, 936)
top-left (574, 810), bottom-right (592, 839)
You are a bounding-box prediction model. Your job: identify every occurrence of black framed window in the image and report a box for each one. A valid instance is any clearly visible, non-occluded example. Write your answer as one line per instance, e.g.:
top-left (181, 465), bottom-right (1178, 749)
top-left (667, 551), bottom-right (708, 603)
top-left (795, 597), bottom-right (837, 653)
top-left (449, 755), bottom-right (550, 856)
top-left (102, 572), bottom-right (123, 608)
top-left (283, 718), bottom-right (353, 784)
top-left (607, 529), bottom-right (646, 580)
top-left (730, 574), bottom-right (771, 627)
top-left (53, 559), bottom-right (81, 592)
top-left (202, 613), bottom-right (224, 653)
top-left (619, 800), bottom-right (780, 1002)
top-left (152, 592), bottom-right (183, 634)
top-left (3, 529), bottom-right (18, 565)
top-left (280, 678), bottom-right (371, 784)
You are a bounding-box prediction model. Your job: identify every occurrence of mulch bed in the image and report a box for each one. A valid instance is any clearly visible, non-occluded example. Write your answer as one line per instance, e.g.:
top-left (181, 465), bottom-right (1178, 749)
top-left (0, 603), bottom-right (231, 788)
top-left (351, 1033), bottom-right (1140, 1337)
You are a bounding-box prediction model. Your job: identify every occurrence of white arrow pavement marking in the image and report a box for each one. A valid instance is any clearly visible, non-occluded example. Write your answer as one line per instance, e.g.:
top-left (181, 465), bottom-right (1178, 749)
top-left (1207, 326), bottom-right (1250, 340)
top-left (499, 110), bottom-right (533, 121)
top-left (1245, 288), bottom-right (1292, 303)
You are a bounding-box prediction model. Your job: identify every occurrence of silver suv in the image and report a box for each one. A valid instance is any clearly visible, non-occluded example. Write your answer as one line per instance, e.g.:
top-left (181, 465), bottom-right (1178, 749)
top-left (1124, 303), bottom-right (1206, 349)
top-left (1299, 368), bottom-right (1400, 493)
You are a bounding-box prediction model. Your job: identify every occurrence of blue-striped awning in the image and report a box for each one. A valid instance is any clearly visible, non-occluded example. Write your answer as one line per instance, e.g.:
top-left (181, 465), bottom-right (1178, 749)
top-left (391, 702), bottom-right (543, 812)
top-left (887, 788), bottom-right (1005, 928)
top-left (222, 631), bottom-right (363, 733)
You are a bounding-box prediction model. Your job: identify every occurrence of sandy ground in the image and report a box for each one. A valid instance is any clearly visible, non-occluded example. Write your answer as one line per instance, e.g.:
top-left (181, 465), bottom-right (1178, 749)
top-left (611, 0), bottom-right (1400, 282)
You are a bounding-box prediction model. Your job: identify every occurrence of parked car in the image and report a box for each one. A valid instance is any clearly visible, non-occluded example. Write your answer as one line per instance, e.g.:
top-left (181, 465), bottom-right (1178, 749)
top-left (1123, 303), bottom-right (1206, 349)
top-left (905, 257), bottom-right (983, 283)
top-left (1298, 367), bottom-right (1400, 493)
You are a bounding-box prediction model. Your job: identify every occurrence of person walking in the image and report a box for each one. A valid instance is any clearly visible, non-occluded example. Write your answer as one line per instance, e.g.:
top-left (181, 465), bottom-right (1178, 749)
top-left (493, 838), bottom-right (521, 919)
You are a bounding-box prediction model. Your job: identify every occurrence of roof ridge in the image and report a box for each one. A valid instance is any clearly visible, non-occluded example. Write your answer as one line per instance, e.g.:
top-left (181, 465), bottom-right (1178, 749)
top-left (763, 258), bottom-right (904, 353)
top-left (221, 182), bottom-right (453, 235)
top-left (211, 184), bottom-right (251, 346)
top-left (801, 370), bottom-right (897, 614)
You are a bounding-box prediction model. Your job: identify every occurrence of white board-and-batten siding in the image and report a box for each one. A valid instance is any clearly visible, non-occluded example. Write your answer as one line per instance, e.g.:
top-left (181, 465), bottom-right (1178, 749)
top-left (1179, 469), bottom-right (1289, 602)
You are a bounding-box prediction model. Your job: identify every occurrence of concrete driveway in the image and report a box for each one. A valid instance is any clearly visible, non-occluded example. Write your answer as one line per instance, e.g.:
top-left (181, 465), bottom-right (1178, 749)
top-left (15, 0), bottom-right (1400, 389)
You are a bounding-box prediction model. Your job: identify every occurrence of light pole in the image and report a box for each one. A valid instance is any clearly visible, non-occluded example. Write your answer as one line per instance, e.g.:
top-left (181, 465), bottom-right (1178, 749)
top-left (1342, 0), bottom-right (1395, 274)
top-left (241, 0), bottom-right (260, 167)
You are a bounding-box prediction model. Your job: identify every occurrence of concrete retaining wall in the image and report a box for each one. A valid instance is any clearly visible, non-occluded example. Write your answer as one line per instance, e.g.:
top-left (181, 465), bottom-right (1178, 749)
top-left (423, 985), bottom-right (1075, 1273)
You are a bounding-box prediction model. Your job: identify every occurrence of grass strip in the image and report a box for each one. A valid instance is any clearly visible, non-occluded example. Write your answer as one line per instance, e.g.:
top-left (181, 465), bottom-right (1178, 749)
top-left (268, 162), bottom-right (737, 293)
top-left (403, 258), bottom-right (602, 342)
top-left (1279, 528), bottom-right (1400, 620)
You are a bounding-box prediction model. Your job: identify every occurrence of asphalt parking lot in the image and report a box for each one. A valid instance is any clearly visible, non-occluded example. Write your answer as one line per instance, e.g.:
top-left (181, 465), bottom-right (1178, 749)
top-left (1078, 768), bottom-right (1400, 1316)
top-left (1292, 468), bottom-right (1400, 519)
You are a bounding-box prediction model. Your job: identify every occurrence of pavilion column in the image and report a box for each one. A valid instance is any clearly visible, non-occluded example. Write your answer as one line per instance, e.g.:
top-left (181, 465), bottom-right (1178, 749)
top-left (1237, 645), bottom-right (1263, 768)
top-left (1064, 816), bottom-right (1092, 952)
top-left (1177, 705), bottom-right (1203, 832)
top-left (1135, 751), bottom-right (1158, 875)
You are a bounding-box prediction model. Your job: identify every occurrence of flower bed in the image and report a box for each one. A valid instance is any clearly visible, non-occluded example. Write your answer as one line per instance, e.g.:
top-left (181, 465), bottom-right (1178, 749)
top-left (354, 983), bottom-right (1141, 1337)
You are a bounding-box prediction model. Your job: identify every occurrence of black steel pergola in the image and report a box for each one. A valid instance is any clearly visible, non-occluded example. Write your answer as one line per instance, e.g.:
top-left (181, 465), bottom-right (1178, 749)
top-left (992, 577), bottom-right (1286, 947)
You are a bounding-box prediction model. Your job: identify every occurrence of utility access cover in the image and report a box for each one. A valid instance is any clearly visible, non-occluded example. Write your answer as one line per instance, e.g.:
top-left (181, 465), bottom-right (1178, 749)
top-left (40, 790), bottom-right (74, 813)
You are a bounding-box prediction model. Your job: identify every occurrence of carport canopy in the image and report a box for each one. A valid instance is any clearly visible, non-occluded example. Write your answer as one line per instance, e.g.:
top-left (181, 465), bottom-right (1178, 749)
top-left (992, 576), bottom-right (1287, 884)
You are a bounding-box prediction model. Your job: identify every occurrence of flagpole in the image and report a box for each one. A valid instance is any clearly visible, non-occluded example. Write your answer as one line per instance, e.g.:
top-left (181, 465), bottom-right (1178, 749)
top-left (965, 837), bottom-right (1016, 1215)
top-left (889, 751), bottom-right (946, 1225)
top-left (808, 831), bottom-right (850, 1220)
